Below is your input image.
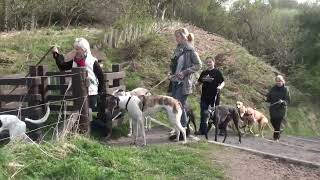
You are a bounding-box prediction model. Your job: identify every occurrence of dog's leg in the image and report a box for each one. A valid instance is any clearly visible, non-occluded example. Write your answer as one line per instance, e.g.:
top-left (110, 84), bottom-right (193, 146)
top-left (175, 125), bottom-right (180, 142)
top-left (214, 120), bottom-right (218, 142)
top-left (132, 118), bottom-right (139, 145)
top-left (140, 116), bottom-right (146, 146)
top-left (233, 117), bottom-right (242, 144)
top-left (222, 128), bottom-right (228, 143)
top-left (205, 122), bottom-right (212, 140)
top-left (128, 117), bottom-right (133, 137)
top-left (260, 122), bottom-right (266, 138)
top-left (148, 116), bottom-right (152, 131)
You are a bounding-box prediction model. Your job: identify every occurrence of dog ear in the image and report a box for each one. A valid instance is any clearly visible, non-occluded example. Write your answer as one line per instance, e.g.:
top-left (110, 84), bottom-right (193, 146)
top-left (112, 89), bottom-right (124, 96)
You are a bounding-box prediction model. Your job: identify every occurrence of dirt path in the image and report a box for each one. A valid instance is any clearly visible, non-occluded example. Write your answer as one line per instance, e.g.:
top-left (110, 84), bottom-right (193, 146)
top-left (106, 126), bottom-right (320, 179)
top-left (209, 132), bottom-right (320, 166)
top-left (212, 146), bottom-right (320, 180)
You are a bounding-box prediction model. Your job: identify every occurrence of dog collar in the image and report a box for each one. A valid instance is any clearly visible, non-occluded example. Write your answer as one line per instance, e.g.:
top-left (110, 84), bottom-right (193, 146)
top-left (125, 96), bottom-right (132, 111)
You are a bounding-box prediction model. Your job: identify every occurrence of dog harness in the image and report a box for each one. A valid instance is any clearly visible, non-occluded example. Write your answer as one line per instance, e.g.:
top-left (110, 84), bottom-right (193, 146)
top-left (125, 96), bottom-right (132, 111)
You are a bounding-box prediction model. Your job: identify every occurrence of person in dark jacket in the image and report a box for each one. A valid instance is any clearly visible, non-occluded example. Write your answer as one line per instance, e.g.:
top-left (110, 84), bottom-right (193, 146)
top-left (52, 38), bottom-right (110, 137)
top-left (196, 56), bottom-right (225, 135)
top-left (266, 75), bottom-right (290, 141)
top-left (168, 28), bottom-right (202, 140)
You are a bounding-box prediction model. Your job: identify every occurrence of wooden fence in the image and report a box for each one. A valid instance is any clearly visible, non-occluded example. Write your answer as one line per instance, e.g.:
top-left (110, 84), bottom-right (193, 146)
top-left (0, 64), bottom-right (125, 135)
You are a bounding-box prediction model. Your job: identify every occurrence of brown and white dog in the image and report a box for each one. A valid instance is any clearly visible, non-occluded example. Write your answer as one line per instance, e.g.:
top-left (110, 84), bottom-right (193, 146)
top-left (108, 90), bottom-right (186, 145)
top-left (236, 101), bottom-right (272, 137)
top-left (113, 88), bottom-right (152, 137)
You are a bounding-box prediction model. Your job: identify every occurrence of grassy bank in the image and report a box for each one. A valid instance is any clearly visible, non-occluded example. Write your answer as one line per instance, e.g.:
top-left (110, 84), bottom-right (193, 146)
top-left (0, 136), bottom-right (224, 179)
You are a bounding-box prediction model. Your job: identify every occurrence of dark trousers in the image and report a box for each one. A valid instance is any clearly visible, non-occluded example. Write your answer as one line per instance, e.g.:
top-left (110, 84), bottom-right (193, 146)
top-left (89, 94), bottom-right (112, 137)
top-left (270, 117), bottom-right (283, 140)
top-left (199, 94), bottom-right (220, 134)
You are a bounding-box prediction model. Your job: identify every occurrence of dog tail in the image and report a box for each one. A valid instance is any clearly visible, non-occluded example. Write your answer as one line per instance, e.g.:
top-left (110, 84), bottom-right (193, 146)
top-left (266, 122), bottom-right (274, 130)
top-left (25, 103), bottom-right (50, 124)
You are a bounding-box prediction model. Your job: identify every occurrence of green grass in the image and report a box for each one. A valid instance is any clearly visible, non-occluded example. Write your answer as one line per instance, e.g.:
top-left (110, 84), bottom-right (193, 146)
top-left (0, 28), bottom-right (102, 74)
top-left (0, 136), bottom-right (224, 179)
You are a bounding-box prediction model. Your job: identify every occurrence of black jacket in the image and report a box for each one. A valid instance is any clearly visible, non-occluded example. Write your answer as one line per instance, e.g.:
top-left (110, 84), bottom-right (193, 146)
top-left (53, 52), bottom-right (106, 94)
top-left (266, 85), bottom-right (290, 119)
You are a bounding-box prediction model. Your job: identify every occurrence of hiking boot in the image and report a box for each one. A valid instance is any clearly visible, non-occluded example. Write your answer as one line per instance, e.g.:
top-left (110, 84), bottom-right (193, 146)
top-left (169, 133), bottom-right (187, 141)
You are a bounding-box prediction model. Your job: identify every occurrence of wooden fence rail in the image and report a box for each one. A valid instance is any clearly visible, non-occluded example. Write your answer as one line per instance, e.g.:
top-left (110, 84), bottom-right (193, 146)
top-left (0, 64), bottom-right (126, 136)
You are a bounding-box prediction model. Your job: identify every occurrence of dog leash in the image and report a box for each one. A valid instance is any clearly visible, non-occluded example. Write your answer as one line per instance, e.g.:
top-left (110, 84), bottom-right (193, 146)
top-left (148, 76), bottom-right (170, 93)
top-left (268, 100), bottom-right (282, 107)
top-left (7, 46), bottom-right (56, 95)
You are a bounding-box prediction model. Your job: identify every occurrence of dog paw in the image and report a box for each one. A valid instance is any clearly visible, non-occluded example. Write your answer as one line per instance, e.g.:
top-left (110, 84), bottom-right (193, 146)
top-left (182, 141), bottom-right (187, 145)
top-left (127, 133), bottom-right (132, 137)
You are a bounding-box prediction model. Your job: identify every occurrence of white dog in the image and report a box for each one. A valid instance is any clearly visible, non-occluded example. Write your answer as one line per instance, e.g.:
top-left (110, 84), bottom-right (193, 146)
top-left (108, 91), bottom-right (186, 145)
top-left (113, 88), bottom-right (152, 137)
top-left (0, 104), bottom-right (50, 141)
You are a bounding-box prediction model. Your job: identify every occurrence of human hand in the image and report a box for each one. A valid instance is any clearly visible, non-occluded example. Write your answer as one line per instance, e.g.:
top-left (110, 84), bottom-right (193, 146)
top-left (52, 46), bottom-right (59, 54)
top-left (177, 72), bottom-right (184, 79)
top-left (217, 87), bottom-right (221, 93)
top-left (279, 99), bottom-right (286, 104)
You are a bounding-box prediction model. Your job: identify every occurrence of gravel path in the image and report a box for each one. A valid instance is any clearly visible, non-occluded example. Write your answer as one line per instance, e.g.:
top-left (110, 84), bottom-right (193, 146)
top-left (106, 126), bottom-right (320, 180)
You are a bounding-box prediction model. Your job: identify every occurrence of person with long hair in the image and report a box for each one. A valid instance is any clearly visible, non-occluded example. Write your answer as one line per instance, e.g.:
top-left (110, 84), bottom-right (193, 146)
top-left (168, 28), bottom-right (202, 139)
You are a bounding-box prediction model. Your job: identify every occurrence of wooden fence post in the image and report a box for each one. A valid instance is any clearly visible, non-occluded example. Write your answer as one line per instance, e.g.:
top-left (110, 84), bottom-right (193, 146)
top-left (72, 67), bottom-right (90, 134)
top-left (112, 64), bottom-right (122, 87)
top-left (38, 65), bottom-right (48, 105)
top-left (27, 65), bottom-right (42, 141)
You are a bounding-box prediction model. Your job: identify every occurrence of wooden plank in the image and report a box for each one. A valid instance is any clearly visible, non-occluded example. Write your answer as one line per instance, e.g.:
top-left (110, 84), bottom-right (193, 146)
top-left (49, 104), bottom-right (74, 112)
top-left (46, 95), bottom-right (74, 101)
top-left (104, 71), bottom-right (125, 81)
top-left (45, 71), bottom-right (75, 76)
top-left (112, 64), bottom-right (122, 72)
top-left (38, 65), bottom-right (48, 105)
top-left (0, 73), bottom-right (24, 78)
top-left (106, 85), bottom-right (126, 94)
top-left (0, 77), bottom-right (41, 85)
top-left (47, 85), bottom-right (69, 91)
top-left (0, 94), bottom-right (41, 102)
top-left (0, 107), bottom-right (42, 116)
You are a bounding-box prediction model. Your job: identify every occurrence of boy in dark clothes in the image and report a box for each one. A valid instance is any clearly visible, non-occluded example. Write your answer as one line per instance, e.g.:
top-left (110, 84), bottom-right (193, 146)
top-left (196, 57), bottom-right (225, 135)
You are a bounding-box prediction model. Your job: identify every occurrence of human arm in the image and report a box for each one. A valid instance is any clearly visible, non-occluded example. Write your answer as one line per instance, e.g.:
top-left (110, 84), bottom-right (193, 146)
top-left (181, 51), bottom-right (202, 77)
top-left (52, 47), bottom-right (73, 71)
top-left (93, 61), bottom-right (106, 94)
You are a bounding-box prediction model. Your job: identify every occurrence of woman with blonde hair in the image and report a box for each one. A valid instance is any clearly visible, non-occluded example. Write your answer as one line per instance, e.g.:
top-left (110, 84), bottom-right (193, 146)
top-left (168, 28), bottom-right (202, 140)
top-left (266, 75), bottom-right (290, 141)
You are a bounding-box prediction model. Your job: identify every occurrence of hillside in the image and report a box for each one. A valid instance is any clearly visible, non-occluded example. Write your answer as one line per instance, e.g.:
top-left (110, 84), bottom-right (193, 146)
top-left (0, 22), bottom-right (320, 179)
top-left (0, 22), bottom-right (319, 136)
top-left (108, 22), bottom-right (320, 136)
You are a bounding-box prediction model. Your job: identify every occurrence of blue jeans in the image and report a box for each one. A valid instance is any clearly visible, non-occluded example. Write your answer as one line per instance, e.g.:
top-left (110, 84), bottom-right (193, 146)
top-left (171, 82), bottom-right (188, 127)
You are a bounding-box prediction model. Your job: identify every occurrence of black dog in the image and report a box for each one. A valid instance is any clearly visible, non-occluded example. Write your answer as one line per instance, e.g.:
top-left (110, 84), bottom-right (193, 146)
top-left (205, 105), bottom-right (242, 143)
top-left (186, 106), bottom-right (197, 135)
